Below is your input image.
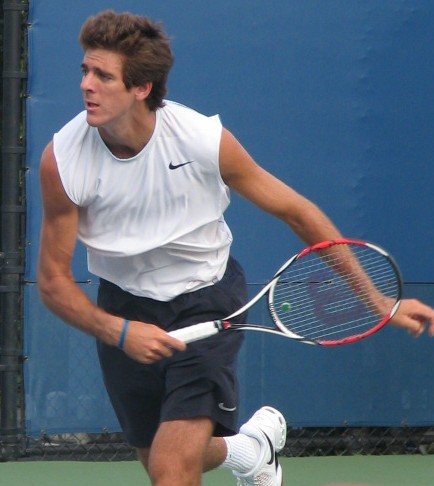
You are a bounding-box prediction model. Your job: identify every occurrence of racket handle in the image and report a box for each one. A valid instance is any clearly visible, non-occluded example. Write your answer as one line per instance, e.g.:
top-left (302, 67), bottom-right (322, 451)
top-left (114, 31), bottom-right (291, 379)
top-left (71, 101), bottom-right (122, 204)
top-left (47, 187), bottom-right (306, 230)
top-left (168, 320), bottom-right (224, 343)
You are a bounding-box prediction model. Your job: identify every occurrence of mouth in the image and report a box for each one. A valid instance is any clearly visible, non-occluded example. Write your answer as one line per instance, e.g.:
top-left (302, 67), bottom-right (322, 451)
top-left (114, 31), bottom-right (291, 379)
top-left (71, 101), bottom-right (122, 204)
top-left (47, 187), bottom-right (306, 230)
top-left (85, 100), bottom-right (99, 110)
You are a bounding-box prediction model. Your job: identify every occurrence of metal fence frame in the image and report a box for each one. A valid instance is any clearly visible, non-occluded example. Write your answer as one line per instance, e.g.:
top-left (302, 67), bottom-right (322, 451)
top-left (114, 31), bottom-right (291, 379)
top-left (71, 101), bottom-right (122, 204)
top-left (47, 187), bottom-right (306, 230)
top-left (0, 0), bottom-right (28, 461)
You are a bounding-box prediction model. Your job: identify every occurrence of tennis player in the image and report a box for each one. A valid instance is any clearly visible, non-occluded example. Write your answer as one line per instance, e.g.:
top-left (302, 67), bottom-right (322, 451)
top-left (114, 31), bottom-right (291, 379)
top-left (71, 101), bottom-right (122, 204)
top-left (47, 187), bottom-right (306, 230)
top-left (38, 10), bottom-right (434, 486)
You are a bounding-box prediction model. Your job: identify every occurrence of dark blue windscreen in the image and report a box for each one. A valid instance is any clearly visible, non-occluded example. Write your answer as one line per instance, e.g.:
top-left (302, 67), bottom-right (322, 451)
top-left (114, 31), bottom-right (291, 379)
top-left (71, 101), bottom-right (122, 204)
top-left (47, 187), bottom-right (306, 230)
top-left (25, 0), bottom-right (434, 436)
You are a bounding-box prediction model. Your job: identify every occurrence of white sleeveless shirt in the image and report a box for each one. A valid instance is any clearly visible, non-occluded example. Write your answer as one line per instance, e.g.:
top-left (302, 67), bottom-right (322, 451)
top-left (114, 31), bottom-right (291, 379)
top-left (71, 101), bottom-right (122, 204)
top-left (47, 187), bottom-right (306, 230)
top-left (53, 101), bottom-right (232, 300)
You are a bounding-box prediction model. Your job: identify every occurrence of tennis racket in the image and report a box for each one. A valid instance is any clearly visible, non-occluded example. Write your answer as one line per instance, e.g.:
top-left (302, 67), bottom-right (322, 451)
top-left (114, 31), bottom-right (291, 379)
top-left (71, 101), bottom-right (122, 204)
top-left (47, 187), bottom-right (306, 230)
top-left (169, 238), bottom-right (402, 346)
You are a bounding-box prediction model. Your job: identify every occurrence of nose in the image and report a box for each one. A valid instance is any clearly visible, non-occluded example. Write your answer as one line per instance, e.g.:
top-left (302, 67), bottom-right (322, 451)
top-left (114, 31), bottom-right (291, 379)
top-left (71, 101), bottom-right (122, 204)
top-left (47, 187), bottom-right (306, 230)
top-left (80, 72), bottom-right (94, 92)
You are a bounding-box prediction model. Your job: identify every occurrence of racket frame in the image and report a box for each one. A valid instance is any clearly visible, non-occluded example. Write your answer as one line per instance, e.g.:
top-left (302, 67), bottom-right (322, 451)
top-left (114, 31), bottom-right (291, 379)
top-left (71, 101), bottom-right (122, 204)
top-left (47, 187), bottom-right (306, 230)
top-left (169, 238), bottom-right (403, 346)
top-left (266, 239), bottom-right (403, 345)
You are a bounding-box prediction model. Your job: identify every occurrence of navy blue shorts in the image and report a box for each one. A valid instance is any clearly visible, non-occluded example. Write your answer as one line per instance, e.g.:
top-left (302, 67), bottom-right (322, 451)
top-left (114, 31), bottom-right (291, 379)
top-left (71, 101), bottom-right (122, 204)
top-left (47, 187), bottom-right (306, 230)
top-left (96, 256), bottom-right (247, 448)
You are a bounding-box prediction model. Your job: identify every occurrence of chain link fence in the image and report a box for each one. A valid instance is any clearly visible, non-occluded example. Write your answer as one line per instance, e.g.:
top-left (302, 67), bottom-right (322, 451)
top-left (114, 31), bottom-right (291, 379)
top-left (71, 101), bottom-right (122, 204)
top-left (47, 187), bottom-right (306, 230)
top-left (13, 425), bottom-right (434, 462)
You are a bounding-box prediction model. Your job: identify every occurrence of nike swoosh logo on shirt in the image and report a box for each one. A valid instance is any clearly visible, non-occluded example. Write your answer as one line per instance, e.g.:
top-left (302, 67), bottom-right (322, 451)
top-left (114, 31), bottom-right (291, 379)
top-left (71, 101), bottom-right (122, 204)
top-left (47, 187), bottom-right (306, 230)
top-left (169, 160), bottom-right (194, 170)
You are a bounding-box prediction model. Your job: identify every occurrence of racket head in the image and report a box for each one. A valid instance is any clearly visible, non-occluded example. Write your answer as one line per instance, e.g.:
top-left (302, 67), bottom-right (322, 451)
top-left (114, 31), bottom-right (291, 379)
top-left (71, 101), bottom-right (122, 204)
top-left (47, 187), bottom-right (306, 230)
top-left (268, 239), bottom-right (403, 346)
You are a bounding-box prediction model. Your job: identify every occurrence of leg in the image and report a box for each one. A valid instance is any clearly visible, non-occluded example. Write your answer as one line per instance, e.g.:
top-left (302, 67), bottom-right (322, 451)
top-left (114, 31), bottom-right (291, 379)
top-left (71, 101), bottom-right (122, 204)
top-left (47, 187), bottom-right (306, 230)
top-left (136, 425), bottom-right (228, 484)
top-left (146, 417), bottom-right (222, 486)
top-left (136, 407), bottom-right (287, 486)
top-left (136, 447), bottom-right (151, 472)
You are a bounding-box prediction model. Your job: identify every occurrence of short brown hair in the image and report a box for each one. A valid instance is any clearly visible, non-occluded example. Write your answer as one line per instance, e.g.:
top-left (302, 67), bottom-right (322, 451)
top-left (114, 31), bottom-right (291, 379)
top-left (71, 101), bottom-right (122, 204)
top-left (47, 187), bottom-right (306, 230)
top-left (79, 10), bottom-right (174, 111)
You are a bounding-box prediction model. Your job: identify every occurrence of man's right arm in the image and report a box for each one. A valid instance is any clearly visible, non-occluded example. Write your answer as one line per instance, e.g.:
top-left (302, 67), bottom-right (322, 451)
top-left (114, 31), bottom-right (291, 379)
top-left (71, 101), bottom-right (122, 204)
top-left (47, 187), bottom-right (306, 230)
top-left (38, 142), bottom-right (185, 363)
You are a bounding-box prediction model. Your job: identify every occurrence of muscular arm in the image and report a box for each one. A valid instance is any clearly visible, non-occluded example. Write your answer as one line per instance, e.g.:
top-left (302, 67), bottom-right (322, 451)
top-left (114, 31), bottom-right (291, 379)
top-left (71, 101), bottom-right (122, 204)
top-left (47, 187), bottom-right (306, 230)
top-left (219, 129), bottom-right (342, 244)
top-left (38, 142), bottom-right (185, 363)
top-left (219, 128), bottom-right (434, 337)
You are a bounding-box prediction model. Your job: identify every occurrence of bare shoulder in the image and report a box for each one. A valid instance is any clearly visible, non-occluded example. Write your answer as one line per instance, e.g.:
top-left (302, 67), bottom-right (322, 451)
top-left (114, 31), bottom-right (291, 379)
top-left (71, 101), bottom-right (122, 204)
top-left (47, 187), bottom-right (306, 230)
top-left (40, 141), bottom-right (76, 214)
top-left (219, 128), bottom-right (262, 185)
top-left (40, 141), bottom-right (58, 182)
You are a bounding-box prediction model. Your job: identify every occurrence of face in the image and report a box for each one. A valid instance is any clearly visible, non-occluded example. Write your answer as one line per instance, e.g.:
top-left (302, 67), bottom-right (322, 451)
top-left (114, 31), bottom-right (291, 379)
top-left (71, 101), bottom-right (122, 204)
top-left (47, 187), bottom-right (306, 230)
top-left (80, 49), bottom-right (146, 129)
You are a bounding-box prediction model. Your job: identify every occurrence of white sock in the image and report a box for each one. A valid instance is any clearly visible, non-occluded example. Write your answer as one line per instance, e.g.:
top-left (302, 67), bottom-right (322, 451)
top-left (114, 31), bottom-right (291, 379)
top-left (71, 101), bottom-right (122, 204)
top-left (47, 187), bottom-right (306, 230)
top-left (221, 434), bottom-right (261, 473)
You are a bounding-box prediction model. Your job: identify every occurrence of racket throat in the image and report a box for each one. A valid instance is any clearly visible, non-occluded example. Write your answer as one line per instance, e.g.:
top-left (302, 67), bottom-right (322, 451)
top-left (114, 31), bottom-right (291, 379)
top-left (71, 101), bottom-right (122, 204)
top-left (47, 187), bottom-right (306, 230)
top-left (214, 320), bottom-right (231, 331)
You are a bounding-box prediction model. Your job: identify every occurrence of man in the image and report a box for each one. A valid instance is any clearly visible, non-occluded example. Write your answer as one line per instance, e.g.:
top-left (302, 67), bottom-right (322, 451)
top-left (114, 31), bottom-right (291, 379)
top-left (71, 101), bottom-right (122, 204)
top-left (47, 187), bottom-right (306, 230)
top-left (38, 10), bottom-right (434, 486)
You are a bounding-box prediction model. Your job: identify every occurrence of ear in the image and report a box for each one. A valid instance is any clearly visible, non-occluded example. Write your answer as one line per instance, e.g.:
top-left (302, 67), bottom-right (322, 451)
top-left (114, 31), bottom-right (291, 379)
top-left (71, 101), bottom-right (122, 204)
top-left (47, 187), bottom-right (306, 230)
top-left (135, 81), bottom-right (153, 101)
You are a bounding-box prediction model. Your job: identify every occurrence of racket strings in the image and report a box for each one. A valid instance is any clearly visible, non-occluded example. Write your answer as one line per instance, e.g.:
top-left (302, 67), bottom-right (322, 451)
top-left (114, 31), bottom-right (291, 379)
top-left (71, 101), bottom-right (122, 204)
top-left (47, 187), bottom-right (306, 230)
top-left (272, 246), bottom-right (400, 342)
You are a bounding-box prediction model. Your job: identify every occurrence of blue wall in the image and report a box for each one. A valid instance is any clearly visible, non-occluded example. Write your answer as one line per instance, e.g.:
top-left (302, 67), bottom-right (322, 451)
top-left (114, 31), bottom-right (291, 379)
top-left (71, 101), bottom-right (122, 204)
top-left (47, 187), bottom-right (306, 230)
top-left (24, 0), bottom-right (434, 436)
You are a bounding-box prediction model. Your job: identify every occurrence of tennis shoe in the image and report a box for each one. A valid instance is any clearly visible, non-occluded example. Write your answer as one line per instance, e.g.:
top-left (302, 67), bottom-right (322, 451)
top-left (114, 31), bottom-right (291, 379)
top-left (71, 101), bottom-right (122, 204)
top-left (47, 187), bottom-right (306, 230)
top-left (234, 406), bottom-right (286, 486)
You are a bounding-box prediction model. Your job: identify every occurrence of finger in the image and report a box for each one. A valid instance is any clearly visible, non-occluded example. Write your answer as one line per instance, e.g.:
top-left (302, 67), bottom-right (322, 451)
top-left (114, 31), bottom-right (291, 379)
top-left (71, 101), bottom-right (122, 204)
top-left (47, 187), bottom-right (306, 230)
top-left (408, 322), bottom-right (425, 338)
top-left (157, 343), bottom-right (176, 359)
top-left (149, 340), bottom-right (181, 360)
top-left (393, 312), bottom-right (424, 336)
top-left (166, 334), bottom-right (187, 352)
top-left (142, 348), bottom-right (170, 364)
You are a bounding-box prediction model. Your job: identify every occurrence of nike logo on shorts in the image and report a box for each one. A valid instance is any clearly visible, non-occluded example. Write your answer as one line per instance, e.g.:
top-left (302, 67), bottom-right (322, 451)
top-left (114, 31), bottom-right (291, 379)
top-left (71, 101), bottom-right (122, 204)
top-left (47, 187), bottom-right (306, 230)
top-left (218, 402), bottom-right (237, 412)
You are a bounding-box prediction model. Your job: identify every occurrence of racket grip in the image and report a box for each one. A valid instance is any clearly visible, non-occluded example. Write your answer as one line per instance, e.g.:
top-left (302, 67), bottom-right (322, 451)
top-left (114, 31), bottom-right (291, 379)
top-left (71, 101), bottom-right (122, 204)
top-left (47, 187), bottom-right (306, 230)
top-left (168, 320), bottom-right (224, 344)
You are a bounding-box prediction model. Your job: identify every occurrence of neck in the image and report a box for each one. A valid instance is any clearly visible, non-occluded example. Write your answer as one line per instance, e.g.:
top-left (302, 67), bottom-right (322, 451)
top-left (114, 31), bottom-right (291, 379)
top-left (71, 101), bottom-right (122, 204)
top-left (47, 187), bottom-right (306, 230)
top-left (99, 109), bottom-right (156, 159)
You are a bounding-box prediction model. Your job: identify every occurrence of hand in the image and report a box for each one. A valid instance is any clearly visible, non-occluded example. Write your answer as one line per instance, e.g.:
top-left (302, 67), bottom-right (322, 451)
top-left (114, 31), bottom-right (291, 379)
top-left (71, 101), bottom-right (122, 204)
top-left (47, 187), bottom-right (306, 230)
top-left (121, 321), bottom-right (187, 364)
top-left (390, 298), bottom-right (434, 337)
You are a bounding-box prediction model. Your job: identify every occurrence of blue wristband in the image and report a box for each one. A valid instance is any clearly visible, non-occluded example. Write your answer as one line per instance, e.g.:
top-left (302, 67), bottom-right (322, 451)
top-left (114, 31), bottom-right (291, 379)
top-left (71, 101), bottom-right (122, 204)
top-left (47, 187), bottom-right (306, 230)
top-left (118, 319), bottom-right (130, 350)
